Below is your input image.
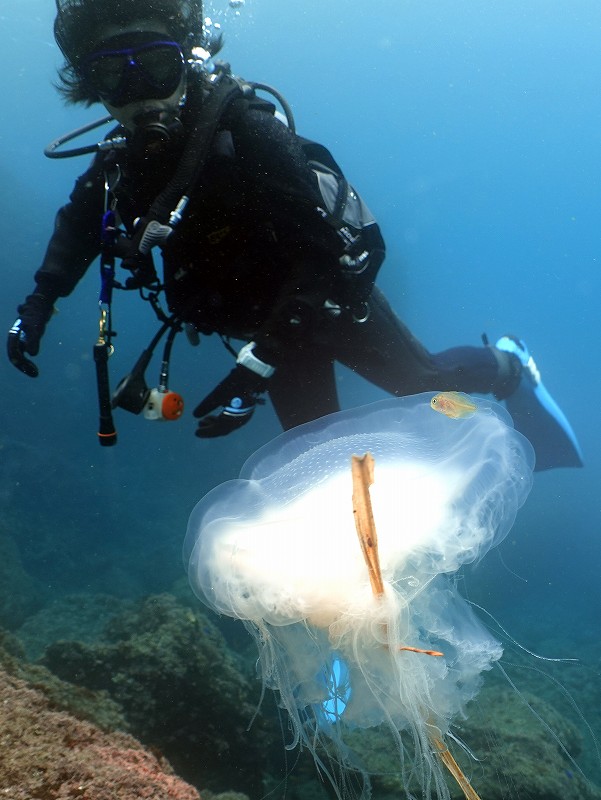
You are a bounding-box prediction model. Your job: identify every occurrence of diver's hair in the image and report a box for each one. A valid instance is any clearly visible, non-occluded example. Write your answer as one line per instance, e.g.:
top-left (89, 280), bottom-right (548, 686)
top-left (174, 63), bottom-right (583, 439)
top-left (53, 0), bottom-right (203, 105)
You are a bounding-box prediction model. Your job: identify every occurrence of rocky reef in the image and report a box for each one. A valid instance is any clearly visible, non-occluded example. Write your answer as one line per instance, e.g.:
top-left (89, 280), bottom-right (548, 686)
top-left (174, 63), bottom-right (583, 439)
top-left (0, 526), bottom-right (44, 629)
top-left (345, 675), bottom-right (601, 800)
top-left (1, 544), bottom-right (599, 800)
top-left (38, 593), bottom-right (275, 795)
top-left (0, 659), bottom-right (201, 800)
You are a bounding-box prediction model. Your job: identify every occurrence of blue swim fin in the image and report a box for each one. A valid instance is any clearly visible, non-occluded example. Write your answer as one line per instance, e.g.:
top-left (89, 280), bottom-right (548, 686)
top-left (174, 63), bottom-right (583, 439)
top-left (317, 654), bottom-right (351, 727)
top-left (495, 336), bottom-right (583, 472)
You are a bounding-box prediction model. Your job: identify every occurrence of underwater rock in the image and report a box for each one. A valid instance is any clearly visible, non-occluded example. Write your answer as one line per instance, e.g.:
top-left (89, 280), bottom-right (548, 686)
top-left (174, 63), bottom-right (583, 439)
top-left (16, 593), bottom-right (131, 661)
top-left (0, 527), bottom-right (43, 628)
top-left (344, 679), bottom-right (601, 800)
top-left (459, 682), bottom-right (601, 800)
top-left (0, 629), bottom-right (126, 733)
top-left (42, 594), bottom-right (274, 794)
top-left (0, 663), bottom-right (201, 799)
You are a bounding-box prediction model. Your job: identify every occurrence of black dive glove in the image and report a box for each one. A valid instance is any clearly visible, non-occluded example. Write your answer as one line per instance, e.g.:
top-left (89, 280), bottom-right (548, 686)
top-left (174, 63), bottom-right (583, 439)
top-left (193, 343), bottom-right (274, 438)
top-left (7, 292), bottom-right (56, 378)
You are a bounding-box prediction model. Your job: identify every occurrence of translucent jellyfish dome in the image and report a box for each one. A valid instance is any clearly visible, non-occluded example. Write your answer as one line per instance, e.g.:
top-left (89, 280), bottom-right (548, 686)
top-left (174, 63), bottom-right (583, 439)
top-left (185, 393), bottom-right (534, 800)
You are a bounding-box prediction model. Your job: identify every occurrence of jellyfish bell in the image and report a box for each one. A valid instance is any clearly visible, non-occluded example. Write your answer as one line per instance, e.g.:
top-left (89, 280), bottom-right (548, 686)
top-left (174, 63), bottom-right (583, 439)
top-left (186, 394), bottom-right (533, 627)
top-left (185, 393), bottom-right (535, 800)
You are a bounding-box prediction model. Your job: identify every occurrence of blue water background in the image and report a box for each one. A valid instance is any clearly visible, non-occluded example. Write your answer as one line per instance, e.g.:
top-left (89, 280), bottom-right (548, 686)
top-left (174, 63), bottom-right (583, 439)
top-left (1, 0), bottom-right (600, 778)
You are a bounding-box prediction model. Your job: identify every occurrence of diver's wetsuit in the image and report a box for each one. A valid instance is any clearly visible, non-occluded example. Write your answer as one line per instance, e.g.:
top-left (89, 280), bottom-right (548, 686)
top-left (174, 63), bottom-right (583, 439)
top-left (268, 288), bottom-right (503, 428)
top-left (33, 89), bottom-right (510, 430)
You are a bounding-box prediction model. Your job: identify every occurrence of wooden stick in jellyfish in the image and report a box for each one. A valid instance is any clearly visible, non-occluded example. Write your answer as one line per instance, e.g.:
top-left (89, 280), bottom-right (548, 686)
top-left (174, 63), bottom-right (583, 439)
top-left (184, 393), bottom-right (535, 800)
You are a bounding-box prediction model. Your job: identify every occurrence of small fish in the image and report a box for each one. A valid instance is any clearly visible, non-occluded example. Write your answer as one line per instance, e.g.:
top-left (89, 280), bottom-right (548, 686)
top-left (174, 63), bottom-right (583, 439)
top-left (430, 391), bottom-right (477, 419)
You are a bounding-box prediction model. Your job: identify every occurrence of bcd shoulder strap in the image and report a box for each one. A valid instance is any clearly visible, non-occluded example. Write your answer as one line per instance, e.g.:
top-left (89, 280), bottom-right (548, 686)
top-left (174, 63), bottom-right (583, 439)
top-left (123, 70), bottom-right (261, 269)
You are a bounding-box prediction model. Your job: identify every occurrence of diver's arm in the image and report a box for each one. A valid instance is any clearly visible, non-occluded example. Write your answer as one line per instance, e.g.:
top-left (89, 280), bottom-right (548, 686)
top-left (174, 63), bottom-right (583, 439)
top-left (8, 161), bottom-right (104, 376)
top-left (34, 163), bottom-right (106, 297)
top-left (193, 113), bottom-right (343, 435)
top-left (192, 247), bottom-right (342, 436)
top-left (250, 252), bottom-right (340, 366)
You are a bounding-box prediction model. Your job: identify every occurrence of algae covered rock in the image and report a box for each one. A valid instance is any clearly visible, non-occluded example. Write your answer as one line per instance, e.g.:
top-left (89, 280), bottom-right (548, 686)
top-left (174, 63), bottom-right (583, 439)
top-left (345, 678), bottom-right (601, 800)
top-left (0, 663), bottom-right (200, 800)
top-left (42, 594), bottom-right (271, 794)
top-left (0, 629), bottom-right (126, 733)
top-left (457, 682), bottom-right (601, 800)
top-left (0, 528), bottom-right (43, 629)
top-left (17, 593), bottom-right (131, 661)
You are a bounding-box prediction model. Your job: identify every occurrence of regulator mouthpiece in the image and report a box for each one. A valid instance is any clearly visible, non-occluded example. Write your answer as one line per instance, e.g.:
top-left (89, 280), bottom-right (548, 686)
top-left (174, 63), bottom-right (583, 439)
top-left (130, 108), bottom-right (184, 152)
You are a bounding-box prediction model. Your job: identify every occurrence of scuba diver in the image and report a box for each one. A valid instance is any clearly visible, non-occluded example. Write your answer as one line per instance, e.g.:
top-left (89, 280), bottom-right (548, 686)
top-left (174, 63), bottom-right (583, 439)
top-left (7, 0), bottom-right (582, 471)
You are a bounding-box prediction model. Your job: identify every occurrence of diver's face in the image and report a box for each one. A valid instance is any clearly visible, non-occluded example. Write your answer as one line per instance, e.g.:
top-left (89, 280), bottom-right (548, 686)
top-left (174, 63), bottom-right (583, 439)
top-left (82, 20), bottom-right (187, 133)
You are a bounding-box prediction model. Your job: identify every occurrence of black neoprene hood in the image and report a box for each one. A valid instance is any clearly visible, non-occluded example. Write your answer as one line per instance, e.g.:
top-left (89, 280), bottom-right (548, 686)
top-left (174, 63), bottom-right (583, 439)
top-left (54, 0), bottom-right (204, 67)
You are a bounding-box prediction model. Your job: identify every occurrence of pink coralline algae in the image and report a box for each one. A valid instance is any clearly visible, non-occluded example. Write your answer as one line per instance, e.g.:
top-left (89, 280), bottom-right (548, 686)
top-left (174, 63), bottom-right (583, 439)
top-left (0, 666), bottom-right (201, 800)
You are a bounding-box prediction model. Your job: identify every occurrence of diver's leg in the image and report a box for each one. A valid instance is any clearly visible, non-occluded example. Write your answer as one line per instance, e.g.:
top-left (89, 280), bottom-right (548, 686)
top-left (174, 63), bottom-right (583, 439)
top-left (334, 287), bottom-right (519, 397)
top-left (331, 288), bottom-right (582, 470)
top-left (268, 351), bottom-right (339, 430)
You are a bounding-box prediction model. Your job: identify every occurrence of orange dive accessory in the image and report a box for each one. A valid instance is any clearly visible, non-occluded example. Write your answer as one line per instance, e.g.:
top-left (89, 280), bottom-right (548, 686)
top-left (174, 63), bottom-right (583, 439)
top-left (143, 388), bottom-right (184, 421)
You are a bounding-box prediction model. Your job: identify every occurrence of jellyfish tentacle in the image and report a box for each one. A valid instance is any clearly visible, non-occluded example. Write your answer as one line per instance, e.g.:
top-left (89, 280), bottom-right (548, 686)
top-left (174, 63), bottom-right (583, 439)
top-left (352, 452), bottom-right (481, 800)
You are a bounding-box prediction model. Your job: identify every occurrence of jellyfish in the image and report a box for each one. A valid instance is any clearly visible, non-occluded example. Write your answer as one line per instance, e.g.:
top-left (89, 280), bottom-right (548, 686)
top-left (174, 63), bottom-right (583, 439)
top-left (185, 393), bottom-right (535, 800)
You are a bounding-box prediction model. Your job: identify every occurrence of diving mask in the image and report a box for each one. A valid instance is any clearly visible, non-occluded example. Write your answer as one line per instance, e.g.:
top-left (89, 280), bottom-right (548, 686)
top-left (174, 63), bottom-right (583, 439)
top-left (82, 36), bottom-right (185, 108)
